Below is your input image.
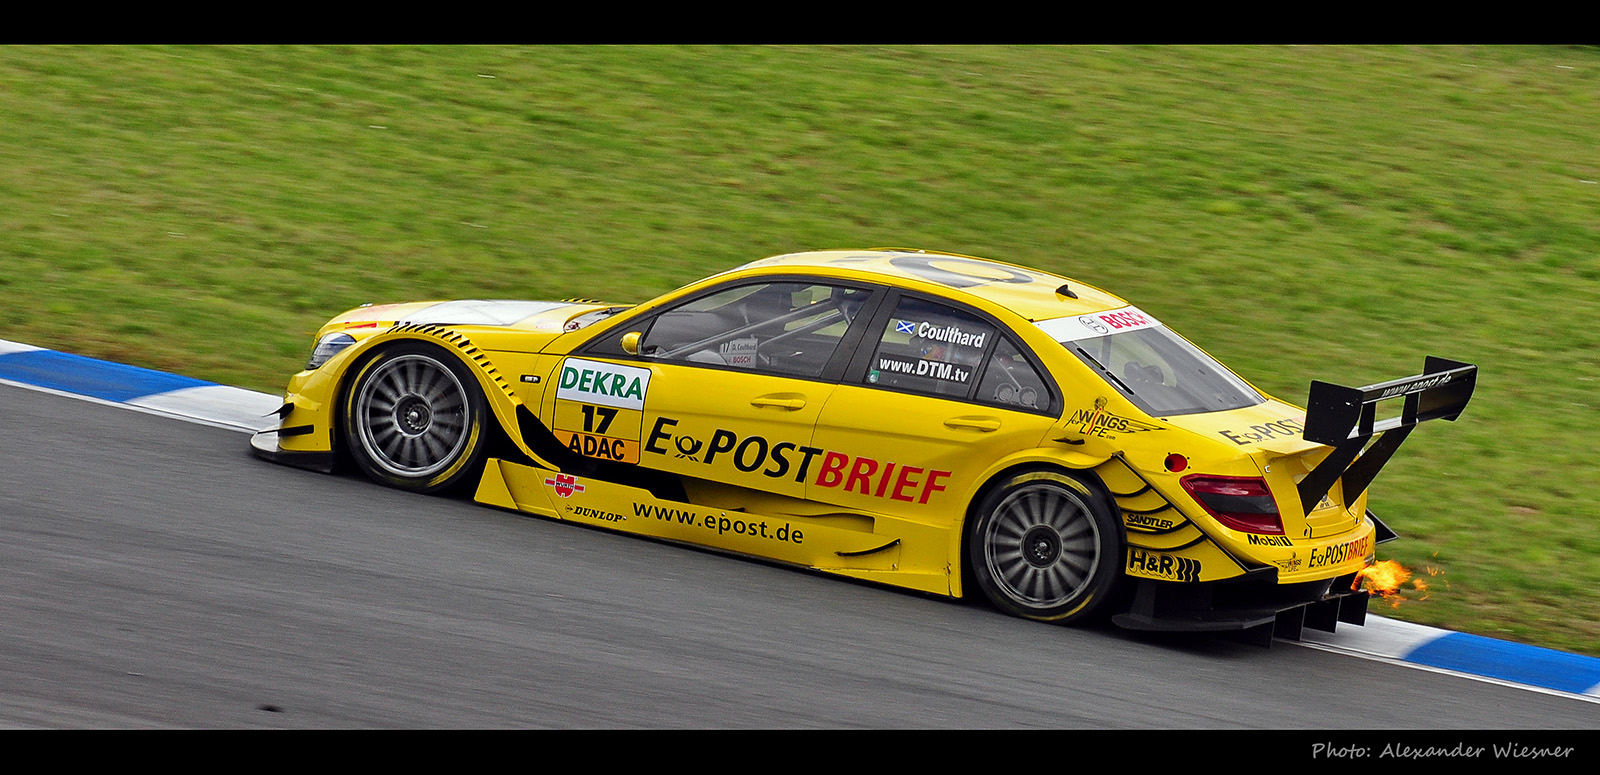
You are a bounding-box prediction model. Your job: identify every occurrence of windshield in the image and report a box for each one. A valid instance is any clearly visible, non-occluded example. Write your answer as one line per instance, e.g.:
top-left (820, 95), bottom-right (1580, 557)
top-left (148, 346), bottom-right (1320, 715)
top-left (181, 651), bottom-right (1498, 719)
top-left (1037, 307), bottom-right (1264, 417)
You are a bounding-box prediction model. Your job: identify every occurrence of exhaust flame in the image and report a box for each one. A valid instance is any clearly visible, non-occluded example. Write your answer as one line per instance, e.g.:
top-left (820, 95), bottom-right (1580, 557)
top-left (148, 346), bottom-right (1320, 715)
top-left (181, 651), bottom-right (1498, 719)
top-left (1353, 560), bottom-right (1440, 608)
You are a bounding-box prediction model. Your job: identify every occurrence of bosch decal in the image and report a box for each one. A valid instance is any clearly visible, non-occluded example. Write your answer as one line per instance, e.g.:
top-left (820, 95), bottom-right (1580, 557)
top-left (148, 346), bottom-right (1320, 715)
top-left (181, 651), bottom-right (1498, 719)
top-left (719, 337), bottom-right (758, 367)
top-left (1034, 305), bottom-right (1164, 343)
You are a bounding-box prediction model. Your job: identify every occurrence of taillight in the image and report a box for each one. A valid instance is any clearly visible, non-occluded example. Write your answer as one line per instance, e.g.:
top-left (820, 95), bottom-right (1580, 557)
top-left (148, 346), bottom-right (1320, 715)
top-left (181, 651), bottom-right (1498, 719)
top-left (1180, 475), bottom-right (1285, 535)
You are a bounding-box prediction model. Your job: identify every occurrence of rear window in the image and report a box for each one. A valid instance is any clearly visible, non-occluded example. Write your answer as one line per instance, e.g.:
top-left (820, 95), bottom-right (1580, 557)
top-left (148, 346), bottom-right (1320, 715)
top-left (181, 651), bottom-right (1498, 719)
top-left (1038, 307), bottom-right (1263, 417)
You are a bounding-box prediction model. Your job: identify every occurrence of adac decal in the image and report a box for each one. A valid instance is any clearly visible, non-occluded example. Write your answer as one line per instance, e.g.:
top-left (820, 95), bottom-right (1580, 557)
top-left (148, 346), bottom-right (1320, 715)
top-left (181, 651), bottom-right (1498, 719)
top-left (1247, 533), bottom-right (1294, 547)
top-left (552, 400), bottom-right (643, 464)
top-left (561, 431), bottom-right (637, 463)
top-left (1067, 397), bottom-right (1163, 438)
top-left (544, 474), bottom-right (586, 498)
top-left (1218, 418), bottom-right (1305, 446)
top-left (1126, 549), bottom-right (1201, 582)
top-left (556, 357), bottom-right (650, 411)
top-left (1308, 536), bottom-right (1371, 569)
top-left (643, 417), bottom-right (952, 504)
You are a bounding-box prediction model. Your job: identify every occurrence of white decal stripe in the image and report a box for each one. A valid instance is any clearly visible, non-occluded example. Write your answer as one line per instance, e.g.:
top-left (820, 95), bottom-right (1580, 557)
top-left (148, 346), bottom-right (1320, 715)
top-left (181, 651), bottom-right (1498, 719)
top-left (1036, 305), bottom-right (1164, 342)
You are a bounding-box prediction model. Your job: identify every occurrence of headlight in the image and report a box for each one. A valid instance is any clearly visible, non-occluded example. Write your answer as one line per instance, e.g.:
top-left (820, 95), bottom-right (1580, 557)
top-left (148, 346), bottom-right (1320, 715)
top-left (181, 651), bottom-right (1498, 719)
top-left (306, 332), bottom-right (357, 370)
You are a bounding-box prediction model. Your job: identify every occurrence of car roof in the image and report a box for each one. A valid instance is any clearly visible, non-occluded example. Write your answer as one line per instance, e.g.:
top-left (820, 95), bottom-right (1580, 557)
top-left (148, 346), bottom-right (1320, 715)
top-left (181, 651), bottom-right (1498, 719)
top-left (736, 249), bottom-right (1130, 322)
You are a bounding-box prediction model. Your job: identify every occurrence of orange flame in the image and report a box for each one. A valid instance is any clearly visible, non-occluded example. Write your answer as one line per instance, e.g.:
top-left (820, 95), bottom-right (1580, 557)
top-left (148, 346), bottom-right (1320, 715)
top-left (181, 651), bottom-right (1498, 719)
top-left (1352, 560), bottom-right (1442, 608)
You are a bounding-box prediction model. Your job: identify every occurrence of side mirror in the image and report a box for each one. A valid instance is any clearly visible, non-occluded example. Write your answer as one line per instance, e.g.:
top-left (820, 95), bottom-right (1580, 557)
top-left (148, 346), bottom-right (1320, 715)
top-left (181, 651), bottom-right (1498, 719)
top-left (620, 331), bottom-right (642, 355)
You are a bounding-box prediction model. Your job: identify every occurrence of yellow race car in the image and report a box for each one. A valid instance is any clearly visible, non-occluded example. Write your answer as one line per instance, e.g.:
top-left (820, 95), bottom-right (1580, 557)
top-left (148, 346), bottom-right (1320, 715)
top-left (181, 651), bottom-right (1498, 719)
top-left (252, 249), bottom-right (1476, 644)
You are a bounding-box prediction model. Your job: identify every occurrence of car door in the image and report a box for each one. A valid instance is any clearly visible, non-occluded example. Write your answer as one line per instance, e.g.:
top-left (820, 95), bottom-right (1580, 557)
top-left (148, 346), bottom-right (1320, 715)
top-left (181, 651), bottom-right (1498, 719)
top-left (810, 292), bottom-right (1063, 520)
top-left (567, 279), bottom-right (880, 500)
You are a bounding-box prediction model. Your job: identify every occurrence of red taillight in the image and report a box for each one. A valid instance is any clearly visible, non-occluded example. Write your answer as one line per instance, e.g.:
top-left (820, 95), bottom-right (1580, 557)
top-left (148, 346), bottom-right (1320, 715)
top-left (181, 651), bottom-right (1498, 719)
top-left (1180, 475), bottom-right (1285, 535)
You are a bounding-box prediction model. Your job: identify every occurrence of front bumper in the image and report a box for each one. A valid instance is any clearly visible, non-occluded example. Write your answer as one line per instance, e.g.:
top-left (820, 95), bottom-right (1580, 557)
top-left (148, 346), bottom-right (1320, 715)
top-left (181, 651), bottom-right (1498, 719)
top-left (249, 405), bottom-right (336, 473)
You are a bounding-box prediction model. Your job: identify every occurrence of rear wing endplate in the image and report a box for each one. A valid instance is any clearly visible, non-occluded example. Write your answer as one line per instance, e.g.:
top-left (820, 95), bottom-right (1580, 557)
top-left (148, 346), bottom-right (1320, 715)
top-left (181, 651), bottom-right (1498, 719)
top-left (1296, 356), bottom-right (1477, 516)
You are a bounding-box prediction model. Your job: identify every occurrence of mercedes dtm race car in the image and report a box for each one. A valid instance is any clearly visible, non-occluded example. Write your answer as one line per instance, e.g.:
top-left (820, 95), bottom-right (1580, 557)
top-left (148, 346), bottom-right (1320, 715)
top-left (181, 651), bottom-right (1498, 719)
top-left (252, 249), bottom-right (1476, 644)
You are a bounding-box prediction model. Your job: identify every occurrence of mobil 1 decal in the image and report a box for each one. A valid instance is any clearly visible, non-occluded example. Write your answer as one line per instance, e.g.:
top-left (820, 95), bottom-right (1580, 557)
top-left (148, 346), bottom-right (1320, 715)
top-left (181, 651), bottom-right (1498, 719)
top-left (553, 358), bottom-right (651, 463)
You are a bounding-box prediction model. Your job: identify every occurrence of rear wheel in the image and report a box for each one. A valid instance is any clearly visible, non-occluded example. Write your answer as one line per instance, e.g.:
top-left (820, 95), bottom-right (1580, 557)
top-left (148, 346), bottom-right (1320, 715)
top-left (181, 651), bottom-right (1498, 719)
top-left (967, 469), bottom-right (1123, 623)
top-left (342, 342), bottom-right (488, 493)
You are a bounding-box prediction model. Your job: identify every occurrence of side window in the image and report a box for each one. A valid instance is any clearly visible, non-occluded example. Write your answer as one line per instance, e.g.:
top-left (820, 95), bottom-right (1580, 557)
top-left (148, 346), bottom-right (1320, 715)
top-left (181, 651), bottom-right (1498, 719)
top-left (976, 336), bottom-right (1053, 413)
top-left (637, 282), bottom-right (868, 378)
top-left (863, 298), bottom-right (994, 399)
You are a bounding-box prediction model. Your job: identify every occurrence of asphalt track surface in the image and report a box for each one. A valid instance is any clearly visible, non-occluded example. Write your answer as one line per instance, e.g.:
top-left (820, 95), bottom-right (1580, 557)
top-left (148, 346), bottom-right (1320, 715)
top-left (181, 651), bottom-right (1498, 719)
top-left (2, 382), bottom-right (1597, 730)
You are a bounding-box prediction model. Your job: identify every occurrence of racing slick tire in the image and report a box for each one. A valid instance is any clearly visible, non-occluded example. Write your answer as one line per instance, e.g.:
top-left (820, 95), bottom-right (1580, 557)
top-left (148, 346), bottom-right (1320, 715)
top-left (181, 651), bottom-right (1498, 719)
top-left (341, 341), bottom-right (489, 494)
top-left (967, 469), bottom-right (1124, 623)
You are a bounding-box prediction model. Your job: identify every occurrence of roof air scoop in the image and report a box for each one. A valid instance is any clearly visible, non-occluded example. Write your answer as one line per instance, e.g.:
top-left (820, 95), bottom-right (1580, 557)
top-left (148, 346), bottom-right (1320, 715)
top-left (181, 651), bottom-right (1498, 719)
top-left (1056, 283), bottom-right (1079, 299)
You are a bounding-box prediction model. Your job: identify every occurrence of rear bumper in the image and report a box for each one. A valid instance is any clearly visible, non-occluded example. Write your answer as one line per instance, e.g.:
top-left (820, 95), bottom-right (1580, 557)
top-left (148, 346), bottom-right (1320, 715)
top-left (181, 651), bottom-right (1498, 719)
top-left (1112, 570), bottom-right (1370, 646)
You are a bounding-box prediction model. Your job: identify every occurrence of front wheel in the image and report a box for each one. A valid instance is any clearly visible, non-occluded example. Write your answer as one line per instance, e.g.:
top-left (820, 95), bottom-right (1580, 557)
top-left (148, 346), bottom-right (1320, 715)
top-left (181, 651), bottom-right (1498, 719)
top-left (967, 469), bottom-right (1123, 623)
top-left (342, 342), bottom-right (489, 493)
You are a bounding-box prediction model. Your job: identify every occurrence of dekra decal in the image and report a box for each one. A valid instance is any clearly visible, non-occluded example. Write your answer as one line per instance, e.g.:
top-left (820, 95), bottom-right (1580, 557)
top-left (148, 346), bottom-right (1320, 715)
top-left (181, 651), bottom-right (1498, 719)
top-left (556, 357), bottom-right (650, 411)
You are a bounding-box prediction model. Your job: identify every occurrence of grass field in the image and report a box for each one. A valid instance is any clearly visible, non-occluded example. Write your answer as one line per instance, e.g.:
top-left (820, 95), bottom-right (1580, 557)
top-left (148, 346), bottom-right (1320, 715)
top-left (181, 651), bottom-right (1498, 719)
top-left (2, 45), bottom-right (1596, 655)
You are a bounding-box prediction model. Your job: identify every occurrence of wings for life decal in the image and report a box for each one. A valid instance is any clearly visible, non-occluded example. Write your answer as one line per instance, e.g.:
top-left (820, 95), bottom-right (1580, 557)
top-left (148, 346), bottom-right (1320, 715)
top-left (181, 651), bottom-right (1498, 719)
top-left (1067, 396), bottom-right (1164, 438)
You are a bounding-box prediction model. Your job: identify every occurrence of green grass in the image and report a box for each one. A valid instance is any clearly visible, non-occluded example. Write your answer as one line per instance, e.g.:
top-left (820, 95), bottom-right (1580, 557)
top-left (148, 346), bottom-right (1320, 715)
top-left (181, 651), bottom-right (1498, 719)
top-left (3, 45), bottom-right (1597, 655)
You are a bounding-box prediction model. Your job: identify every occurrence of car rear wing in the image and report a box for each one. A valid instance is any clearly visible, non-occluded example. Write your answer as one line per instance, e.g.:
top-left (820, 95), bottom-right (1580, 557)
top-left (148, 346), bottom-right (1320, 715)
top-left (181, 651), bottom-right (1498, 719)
top-left (1296, 356), bottom-right (1478, 516)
